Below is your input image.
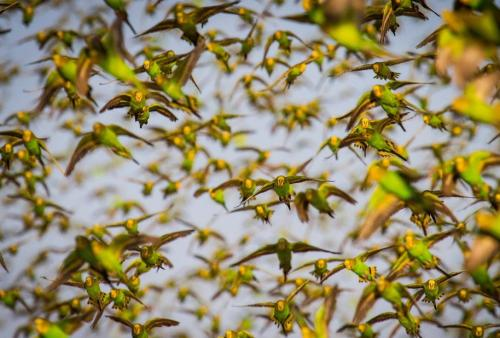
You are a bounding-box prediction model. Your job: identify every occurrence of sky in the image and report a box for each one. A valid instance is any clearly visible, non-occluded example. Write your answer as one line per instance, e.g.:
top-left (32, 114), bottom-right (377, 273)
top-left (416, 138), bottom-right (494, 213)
top-left (0, 1), bottom-right (498, 337)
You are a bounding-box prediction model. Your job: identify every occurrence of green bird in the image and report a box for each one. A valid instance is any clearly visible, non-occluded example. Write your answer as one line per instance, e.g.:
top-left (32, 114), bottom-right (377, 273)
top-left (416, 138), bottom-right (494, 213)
top-left (390, 230), bottom-right (457, 278)
top-left (211, 177), bottom-right (268, 203)
top-left (373, 0), bottom-right (433, 44)
top-left (127, 229), bottom-right (194, 276)
top-left (104, 211), bottom-right (162, 235)
top-left (231, 200), bottom-right (284, 224)
top-left (107, 315), bottom-right (179, 338)
top-left (100, 90), bottom-right (177, 127)
top-left (317, 135), bottom-right (342, 159)
top-left (76, 26), bottom-right (140, 97)
top-left (194, 187), bottom-right (227, 211)
top-left (285, 62), bottom-right (308, 89)
top-left (294, 183), bottom-right (357, 222)
top-left (223, 330), bottom-right (254, 338)
top-left (0, 288), bottom-right (31, 311)
top-left (365, 310), bottom-right (424, 338)
top-left (321, 246), bottom-right (393, 283)
top-left (422, 112), bottom-right (447, 131)
top-left (373, 276), bottom-right (420, 312)
top-left (231, 237), bottom-right (340, 280)
top-left (345, 56), bottom-right (420, 80)
top-left (107, 287), bottom-right (143, 310)
top-left (469, 264), bottom-right (499, 301)
top-left (138, 1), bottom-right (240, 44)
top-left (241, 175), bottom-right (326, 209)
top-left (339, 81), bottom-right (426, 130)
top-left (293, 257), bottom-right (339, 281)
top-left (451, 82), bottom-right (500, 128)
top-left (34, 318), bottom-right (69, 338)
top-left (241, 280), bottom-right (309, 334)
top-left (0, 129), bottom-right (61, 170)
top-left (406, 272), bottom-right (462, 309)
top-left (67, 275), bottom-right (107, 310)
top-left (338, 117), bottom-right (409, 161)
top-left (475, 210), bottom-right (500, 242)
top-left (65, 122), bottom-right (153, 176)
top-left (327, 21), bottom-right (389, 57)
top-left (441, 151), bottom-right (500, 200)
top-left (104, 0), bottom-right (136, 34)
top-left (440, 323), bottom-right (500, 338)
top-left (7, 192), bottom-right (69, 218)
top-left (262, 30), bottom-right (309, 60)
top-left (438, 287), bottom-right (496, 309)
top-left (48, 233), bottom-right (147, 290)
top-left (33, 311), bottom-right (94, 338)
top-left (337, 322), bottom-right (377, 338)
top-left (361, 165), bottom-right (457, 236)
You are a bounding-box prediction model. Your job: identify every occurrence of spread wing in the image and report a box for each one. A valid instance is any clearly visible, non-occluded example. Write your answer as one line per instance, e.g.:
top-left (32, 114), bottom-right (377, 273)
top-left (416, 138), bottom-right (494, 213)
top-left (230, 244), bottom-right (278, 267)
top-left (65, 133), bottom-right (98, 176)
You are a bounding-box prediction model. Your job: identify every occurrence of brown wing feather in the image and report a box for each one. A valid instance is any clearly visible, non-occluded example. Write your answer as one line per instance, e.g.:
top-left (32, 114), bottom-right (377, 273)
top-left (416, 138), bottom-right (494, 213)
top-left (65, 133), bottom-right (98, 176)
top-left (230, 244), bottom-right (277, 266)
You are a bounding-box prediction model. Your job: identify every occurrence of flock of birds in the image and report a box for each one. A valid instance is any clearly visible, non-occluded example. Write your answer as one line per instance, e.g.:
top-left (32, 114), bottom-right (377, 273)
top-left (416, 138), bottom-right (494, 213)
top-left (0, 0), bottom-right (499, 337)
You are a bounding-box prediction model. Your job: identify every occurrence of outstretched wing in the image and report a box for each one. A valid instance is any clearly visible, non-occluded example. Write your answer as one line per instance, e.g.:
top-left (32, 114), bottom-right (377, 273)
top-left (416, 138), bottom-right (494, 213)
top-left (153, 229), bottom-right (195, 249)
top-left (230, 244), bottom-right (278, 267)
top-left (292, 242), bottom-right (340, 254)
top-left (65, 133), bottom-right (98, 176)
top-left (149, 104), bottom-right (178, 122)
top-left (108, 124), bottom-right (153, 146)
top-left (319, 183), bottom-right (357, 204)
top-left (145, 317), bottom-right (180, 331)
top-left (106, 315), bottom-right (133, 328)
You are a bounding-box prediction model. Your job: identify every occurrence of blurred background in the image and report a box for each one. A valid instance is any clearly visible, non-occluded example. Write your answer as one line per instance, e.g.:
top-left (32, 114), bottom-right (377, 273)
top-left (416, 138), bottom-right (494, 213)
top-left (0, 0), bottom-right (498, 337)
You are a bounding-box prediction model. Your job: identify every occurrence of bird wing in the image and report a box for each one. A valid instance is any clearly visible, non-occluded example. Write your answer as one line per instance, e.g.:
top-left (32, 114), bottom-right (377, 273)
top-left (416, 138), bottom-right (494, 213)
top-left (106, 315), bottom-right (133, 328)
top-left (145, 318), bottom-right (180, 331)
top-left (153, 229), bottom-right (195, 249)
top-left (65, 133), bottom-right (98, 176)
top-left (108, 124), bottom-right (153, 146)
top-left (292, 242), bottom-right (340, 254)
top-left (149, 104), bottom-right (178, 122)
top-left (230, 244), bottom-right (278, 266)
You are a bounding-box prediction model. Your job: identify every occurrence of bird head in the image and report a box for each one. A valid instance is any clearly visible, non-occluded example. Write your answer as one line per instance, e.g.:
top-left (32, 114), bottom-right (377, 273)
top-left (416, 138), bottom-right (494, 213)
top-left (277, 238), bottom-right (287, 250)
top-left (22, 130), bottom-right (33, 142)
top-left (473, 326), bottom-right (484, 337)
top-left (371, 85), bottom-right (384, 98)
top-left (34, 318), bottom-right (49, 334)
top-left (133, 324), bottom-right (143, 336)
top-left (344, 258), bottom-right (354, 270)
top-left (92, 122), bottom-right (103, 134)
